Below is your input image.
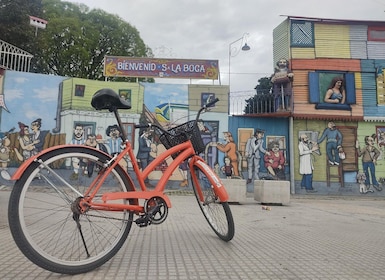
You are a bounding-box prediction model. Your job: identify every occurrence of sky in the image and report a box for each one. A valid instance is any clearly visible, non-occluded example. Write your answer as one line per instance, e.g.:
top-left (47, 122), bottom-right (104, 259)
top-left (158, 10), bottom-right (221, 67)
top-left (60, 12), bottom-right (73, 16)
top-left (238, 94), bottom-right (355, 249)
top-left (66, 0), bottom-right (385, 97)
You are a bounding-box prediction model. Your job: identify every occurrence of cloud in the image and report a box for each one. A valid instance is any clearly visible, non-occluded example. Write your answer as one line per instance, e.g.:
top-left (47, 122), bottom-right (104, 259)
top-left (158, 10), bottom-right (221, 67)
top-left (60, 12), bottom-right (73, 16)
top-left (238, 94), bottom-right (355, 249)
top-left (4, 89), bottom-right (23, 101)
top-left (34, 87), bottom-right (59, 102)
top-left (67, 0), bottom-right (385, 95)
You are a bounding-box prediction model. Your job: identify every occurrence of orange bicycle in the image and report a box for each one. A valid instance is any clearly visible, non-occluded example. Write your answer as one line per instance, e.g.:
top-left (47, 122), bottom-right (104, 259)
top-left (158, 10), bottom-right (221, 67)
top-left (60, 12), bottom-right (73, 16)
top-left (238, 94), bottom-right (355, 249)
top-left (8, 88), bottom-right (234, 275)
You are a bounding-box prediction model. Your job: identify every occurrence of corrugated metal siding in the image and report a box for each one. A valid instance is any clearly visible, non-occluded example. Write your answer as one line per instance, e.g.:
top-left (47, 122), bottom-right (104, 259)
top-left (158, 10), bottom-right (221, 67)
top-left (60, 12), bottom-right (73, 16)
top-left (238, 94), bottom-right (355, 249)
top-left (291, 48), bottom-right (315, 59)
top-left (374, 59), bottom-right (385, 69)
top-left (315, 24), bottom-right (350, 40)
top-left (350, 41), bottom-right (367, 59)
top-left (361, 59), bottom-right (375, 72)
top-left (349, 25), bottom-right (367, 41)
top-left (291, 70), bottom-right (308, 86)
top-left (361, 73), bottom-right (377, 107)
top-left (368, 42), bottom-right (385, 59)
top-left (292, 86), bottom-right (308, 103)
top-left (315, 40), bottom-right (351, 58)
top-left (273, 19), bottom-right (290, 64)
top-left (350, 26), bottom-right (367, 59)
top-left (355, 72), bottom-right (362, 90)
top-left (314, 24), bottom-right (350, 58)
top-left (291, 59), bottom-right (361, 71)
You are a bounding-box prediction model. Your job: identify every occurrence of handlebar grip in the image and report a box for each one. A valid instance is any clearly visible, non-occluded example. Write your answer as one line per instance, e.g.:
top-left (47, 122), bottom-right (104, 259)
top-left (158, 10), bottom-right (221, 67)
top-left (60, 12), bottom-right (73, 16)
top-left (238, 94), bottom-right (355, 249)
top-left (135, 124), bottom-right (150, 129)
top-left (206, 98), bottom-right (219, 108)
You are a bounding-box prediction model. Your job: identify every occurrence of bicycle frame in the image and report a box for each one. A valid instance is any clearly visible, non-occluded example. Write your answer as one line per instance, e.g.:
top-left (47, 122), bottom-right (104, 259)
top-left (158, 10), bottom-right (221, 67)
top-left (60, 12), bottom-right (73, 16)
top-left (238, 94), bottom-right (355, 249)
top-left (12, 136), bottom-right (229, 215)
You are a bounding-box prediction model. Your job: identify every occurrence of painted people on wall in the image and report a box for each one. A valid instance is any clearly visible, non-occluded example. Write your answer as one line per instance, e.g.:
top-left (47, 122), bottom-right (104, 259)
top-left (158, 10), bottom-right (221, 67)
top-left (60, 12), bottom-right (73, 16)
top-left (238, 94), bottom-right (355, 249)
top-left (356, 135), bottom-right (382, 191)
top-left (324, 76), bottom-right (346, 104)
top-left (106, 125), bottom-right (122, 156)
top-left (245, 128), bottom-right (270, 184)
top-left (212, 132), bottom-right (240, 178)
top-left (137, 129), bottom-right (156, 188)
top-left (264, 141), bottom-right (285, 180)
top-left (70, 123), bottom-right (85, 145)
top-left (30, 118), bottom-right (48, 153)
top-left (15, 122), bottom-right (38, 161)
top-left (317, 121), bottom-right (343, 166)
top-left (299, 134), bottom-right (318, 193)
top-left (221, 156), bottom-right (233, 179)
top-left (69, 123), bottom-right (85, 180)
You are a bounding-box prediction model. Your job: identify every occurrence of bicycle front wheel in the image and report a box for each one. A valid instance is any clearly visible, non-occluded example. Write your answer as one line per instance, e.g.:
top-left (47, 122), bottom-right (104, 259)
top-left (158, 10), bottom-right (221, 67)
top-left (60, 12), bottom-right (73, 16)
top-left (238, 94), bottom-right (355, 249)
top-left (190, 164), bottom-right (234, 241)
top-left (8, 147), bottom-right (135, 274)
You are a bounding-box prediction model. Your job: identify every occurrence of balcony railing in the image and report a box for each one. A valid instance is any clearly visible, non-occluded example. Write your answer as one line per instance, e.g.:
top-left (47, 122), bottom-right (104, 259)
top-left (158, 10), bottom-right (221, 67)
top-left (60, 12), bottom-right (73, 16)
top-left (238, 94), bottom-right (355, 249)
top-left (229, 86), bottom-right (293, 115)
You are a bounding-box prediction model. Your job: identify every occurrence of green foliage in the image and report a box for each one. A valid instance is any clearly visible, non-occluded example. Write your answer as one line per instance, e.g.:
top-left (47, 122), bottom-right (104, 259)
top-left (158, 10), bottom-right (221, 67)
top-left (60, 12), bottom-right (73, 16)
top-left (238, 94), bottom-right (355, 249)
top-left (244, 77), bottom-right (274, 113)
top-left (0, 0), bottom-right (153, 81)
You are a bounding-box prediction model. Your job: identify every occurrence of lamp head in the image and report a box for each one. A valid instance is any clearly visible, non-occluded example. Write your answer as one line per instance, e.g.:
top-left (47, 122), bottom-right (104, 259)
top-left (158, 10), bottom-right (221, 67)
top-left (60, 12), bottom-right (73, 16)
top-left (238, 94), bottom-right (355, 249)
top-left (241, 43), bottom-right (250, 51)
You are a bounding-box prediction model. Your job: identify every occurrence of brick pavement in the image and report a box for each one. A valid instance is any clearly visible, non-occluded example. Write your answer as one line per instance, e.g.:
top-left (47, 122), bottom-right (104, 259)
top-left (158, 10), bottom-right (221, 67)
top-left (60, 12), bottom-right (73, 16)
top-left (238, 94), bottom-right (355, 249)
top-left (1, 187), bottom-right (385, 280)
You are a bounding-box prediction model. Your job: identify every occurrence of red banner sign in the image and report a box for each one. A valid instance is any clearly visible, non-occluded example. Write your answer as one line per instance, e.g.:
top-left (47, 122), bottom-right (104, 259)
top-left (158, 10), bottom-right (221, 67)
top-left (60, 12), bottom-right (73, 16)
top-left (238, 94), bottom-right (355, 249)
top-left (104, 56), bottom-right (219, 80)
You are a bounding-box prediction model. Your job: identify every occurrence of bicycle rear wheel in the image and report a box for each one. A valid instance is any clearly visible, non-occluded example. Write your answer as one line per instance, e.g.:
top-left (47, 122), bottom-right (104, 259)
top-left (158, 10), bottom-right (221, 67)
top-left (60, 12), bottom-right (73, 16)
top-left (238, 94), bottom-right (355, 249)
top-left (8, 147), bottom-right (136, 274)
top-left (190, 164), bottom-right (234, 241)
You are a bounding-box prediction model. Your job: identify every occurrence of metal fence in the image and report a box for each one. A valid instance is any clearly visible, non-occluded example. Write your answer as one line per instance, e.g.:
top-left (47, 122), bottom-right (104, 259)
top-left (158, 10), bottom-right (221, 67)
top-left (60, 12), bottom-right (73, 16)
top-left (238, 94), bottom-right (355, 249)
top-left (229, 87), bottom-right (292, 115)
top-left (0, 40), bottom-right (33, 72)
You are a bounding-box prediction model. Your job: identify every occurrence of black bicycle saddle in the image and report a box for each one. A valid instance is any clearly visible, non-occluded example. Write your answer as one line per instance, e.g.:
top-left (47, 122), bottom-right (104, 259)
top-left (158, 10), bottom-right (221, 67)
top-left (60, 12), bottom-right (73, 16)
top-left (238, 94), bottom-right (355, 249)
top-left (91, 88), bottom-right (132, 111)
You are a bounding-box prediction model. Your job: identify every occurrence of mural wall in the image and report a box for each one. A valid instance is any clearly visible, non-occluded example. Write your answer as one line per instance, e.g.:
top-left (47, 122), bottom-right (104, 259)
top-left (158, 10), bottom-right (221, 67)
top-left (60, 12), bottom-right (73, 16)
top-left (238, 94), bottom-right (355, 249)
top-left (0, 70), bottom-right (231, 188)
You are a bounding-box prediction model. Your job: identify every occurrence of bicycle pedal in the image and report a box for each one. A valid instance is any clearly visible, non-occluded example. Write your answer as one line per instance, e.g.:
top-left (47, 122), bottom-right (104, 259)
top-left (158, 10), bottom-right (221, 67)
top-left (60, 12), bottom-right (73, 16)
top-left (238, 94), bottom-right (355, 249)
top-left (135, 216), bottom-right (151, 227)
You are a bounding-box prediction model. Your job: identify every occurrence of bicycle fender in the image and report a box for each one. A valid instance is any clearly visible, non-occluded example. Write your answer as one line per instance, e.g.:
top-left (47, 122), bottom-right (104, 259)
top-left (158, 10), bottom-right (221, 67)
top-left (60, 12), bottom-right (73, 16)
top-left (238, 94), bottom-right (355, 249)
top-left (193, 159), bottom-right (229, 202)
top-left (11, 145), bottom-right (112, 180)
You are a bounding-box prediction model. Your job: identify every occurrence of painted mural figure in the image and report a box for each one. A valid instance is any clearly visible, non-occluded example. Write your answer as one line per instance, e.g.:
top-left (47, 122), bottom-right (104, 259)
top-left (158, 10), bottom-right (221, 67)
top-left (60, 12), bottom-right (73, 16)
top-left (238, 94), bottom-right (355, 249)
top-left (82, 133), bottom-right (101, 177)
top-left (0, 133), bottom-right (12, 180)
top-left (212, 132), bottom-right (240, 178)
top-left (245, 129), bottom-right (269, 183)
top-left (324, 76), bottom-right (346, 104)
top-left (16, 122), bottom-right (38, 161)
top-left (69, 123), bottom-right (85, 180)
top-left (221, 156), bottom-right (233, 179)
top-left (264, 141), bottom-right (285, 180)
top-left (106, 125), bottom-right (123, 155)
top-left (30, 118), bottom-right (47, 153)
top-left (137, 129), bottom-right (156, 188)
top-left (317, 121), bottom-right (343, 166)
top-left (356, 135), bottom-right (381, 191)
top-left (299, 134), bottom-right (318, 193)
top-left (178, 160), bottom-right (189, 187)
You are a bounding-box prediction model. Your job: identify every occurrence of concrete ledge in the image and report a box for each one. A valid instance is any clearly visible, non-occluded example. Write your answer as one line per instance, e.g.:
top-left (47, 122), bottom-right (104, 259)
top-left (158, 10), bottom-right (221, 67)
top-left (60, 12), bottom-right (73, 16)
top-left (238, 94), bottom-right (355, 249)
top-left (222, 179), bottom-right (247, 204)
top-left (254, 180), bottom-right (290, 205)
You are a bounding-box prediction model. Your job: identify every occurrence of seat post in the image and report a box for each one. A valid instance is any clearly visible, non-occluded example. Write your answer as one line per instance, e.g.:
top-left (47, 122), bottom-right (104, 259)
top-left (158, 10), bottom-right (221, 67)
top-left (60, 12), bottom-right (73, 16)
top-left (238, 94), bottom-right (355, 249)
top-left (112, 108), bottom-right (127, 142)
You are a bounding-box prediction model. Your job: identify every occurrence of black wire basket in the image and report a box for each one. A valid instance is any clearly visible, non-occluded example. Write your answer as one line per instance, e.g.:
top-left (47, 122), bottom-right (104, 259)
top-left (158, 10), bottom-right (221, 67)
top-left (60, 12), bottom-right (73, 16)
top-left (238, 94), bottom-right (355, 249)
top-left (158, 121), bottom-right (205, 159)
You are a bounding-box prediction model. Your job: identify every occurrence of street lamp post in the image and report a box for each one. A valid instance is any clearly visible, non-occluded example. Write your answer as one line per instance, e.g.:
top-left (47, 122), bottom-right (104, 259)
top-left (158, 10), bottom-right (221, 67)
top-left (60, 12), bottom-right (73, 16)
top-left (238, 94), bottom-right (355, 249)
top-left (228, 33), bottom-right (251, 93)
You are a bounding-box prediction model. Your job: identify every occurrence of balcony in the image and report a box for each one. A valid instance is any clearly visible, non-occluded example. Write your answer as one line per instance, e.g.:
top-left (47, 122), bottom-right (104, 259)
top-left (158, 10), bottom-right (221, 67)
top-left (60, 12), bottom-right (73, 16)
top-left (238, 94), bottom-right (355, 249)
top-left (229, 85), bottom-right (293, 117)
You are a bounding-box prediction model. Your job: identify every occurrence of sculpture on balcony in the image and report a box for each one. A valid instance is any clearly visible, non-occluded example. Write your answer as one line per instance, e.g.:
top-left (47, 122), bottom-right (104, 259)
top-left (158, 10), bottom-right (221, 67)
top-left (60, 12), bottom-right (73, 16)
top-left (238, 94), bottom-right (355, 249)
top-left (271, 58), bottom-right (294, 111)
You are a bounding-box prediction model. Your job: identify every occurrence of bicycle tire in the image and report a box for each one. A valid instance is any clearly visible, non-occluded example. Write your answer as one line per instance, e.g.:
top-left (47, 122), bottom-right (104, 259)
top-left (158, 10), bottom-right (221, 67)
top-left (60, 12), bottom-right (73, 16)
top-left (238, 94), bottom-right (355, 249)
top-left (8, 147), bottom-right (136, 274)
top-left (190, 164), bottom-right (235, 241)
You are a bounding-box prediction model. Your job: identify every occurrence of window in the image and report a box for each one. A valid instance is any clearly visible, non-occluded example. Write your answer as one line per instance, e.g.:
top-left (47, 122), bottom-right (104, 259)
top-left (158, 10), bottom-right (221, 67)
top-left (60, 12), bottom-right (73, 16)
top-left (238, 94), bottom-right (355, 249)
top-left (308, 72), bottom-right (355, 110)
top-left (290, 20), bottom-right (314, 47)
top-left (201, 93), bottom-right (215, 107)
top-left (368, 26), bottom-right (385, 42)
top-left (74, 85), bottom-right (85, 97)
top-left (122, 123), bottom-right (135, 148)
top-left (119, 89), bottom-right (131, 104)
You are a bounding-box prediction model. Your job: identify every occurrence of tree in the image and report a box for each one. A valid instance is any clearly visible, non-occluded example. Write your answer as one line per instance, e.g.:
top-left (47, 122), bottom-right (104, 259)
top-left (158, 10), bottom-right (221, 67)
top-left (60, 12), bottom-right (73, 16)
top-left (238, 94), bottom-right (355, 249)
top-left (244, 77), bottom-right (273, 113)
top-left (0, 0), bottom-right (43, 54)
top-left (0, 0), bottom-right (152, 81)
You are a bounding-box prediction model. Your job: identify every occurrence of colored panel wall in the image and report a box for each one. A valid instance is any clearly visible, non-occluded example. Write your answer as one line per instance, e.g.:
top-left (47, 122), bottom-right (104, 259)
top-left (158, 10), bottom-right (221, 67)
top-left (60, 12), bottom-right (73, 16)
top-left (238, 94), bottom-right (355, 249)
top-left (291, 58), bottom-right (361, 71)
top-left (273, 19), bottom-right (290, 66)
top-left (368, 42), bottom-right (385, 59)
top-left (291, 48), bottom-right (315, 59)
top-left (314, 24), bottom-right (351, 58)
top-left (188, 85), bottom-right (228, 113)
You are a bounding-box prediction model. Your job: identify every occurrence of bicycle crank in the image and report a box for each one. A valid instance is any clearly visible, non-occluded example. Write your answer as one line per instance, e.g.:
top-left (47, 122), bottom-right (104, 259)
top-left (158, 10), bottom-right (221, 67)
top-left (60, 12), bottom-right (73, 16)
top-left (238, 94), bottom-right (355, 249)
top-left (135, 196), bottom-right (169, 227)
